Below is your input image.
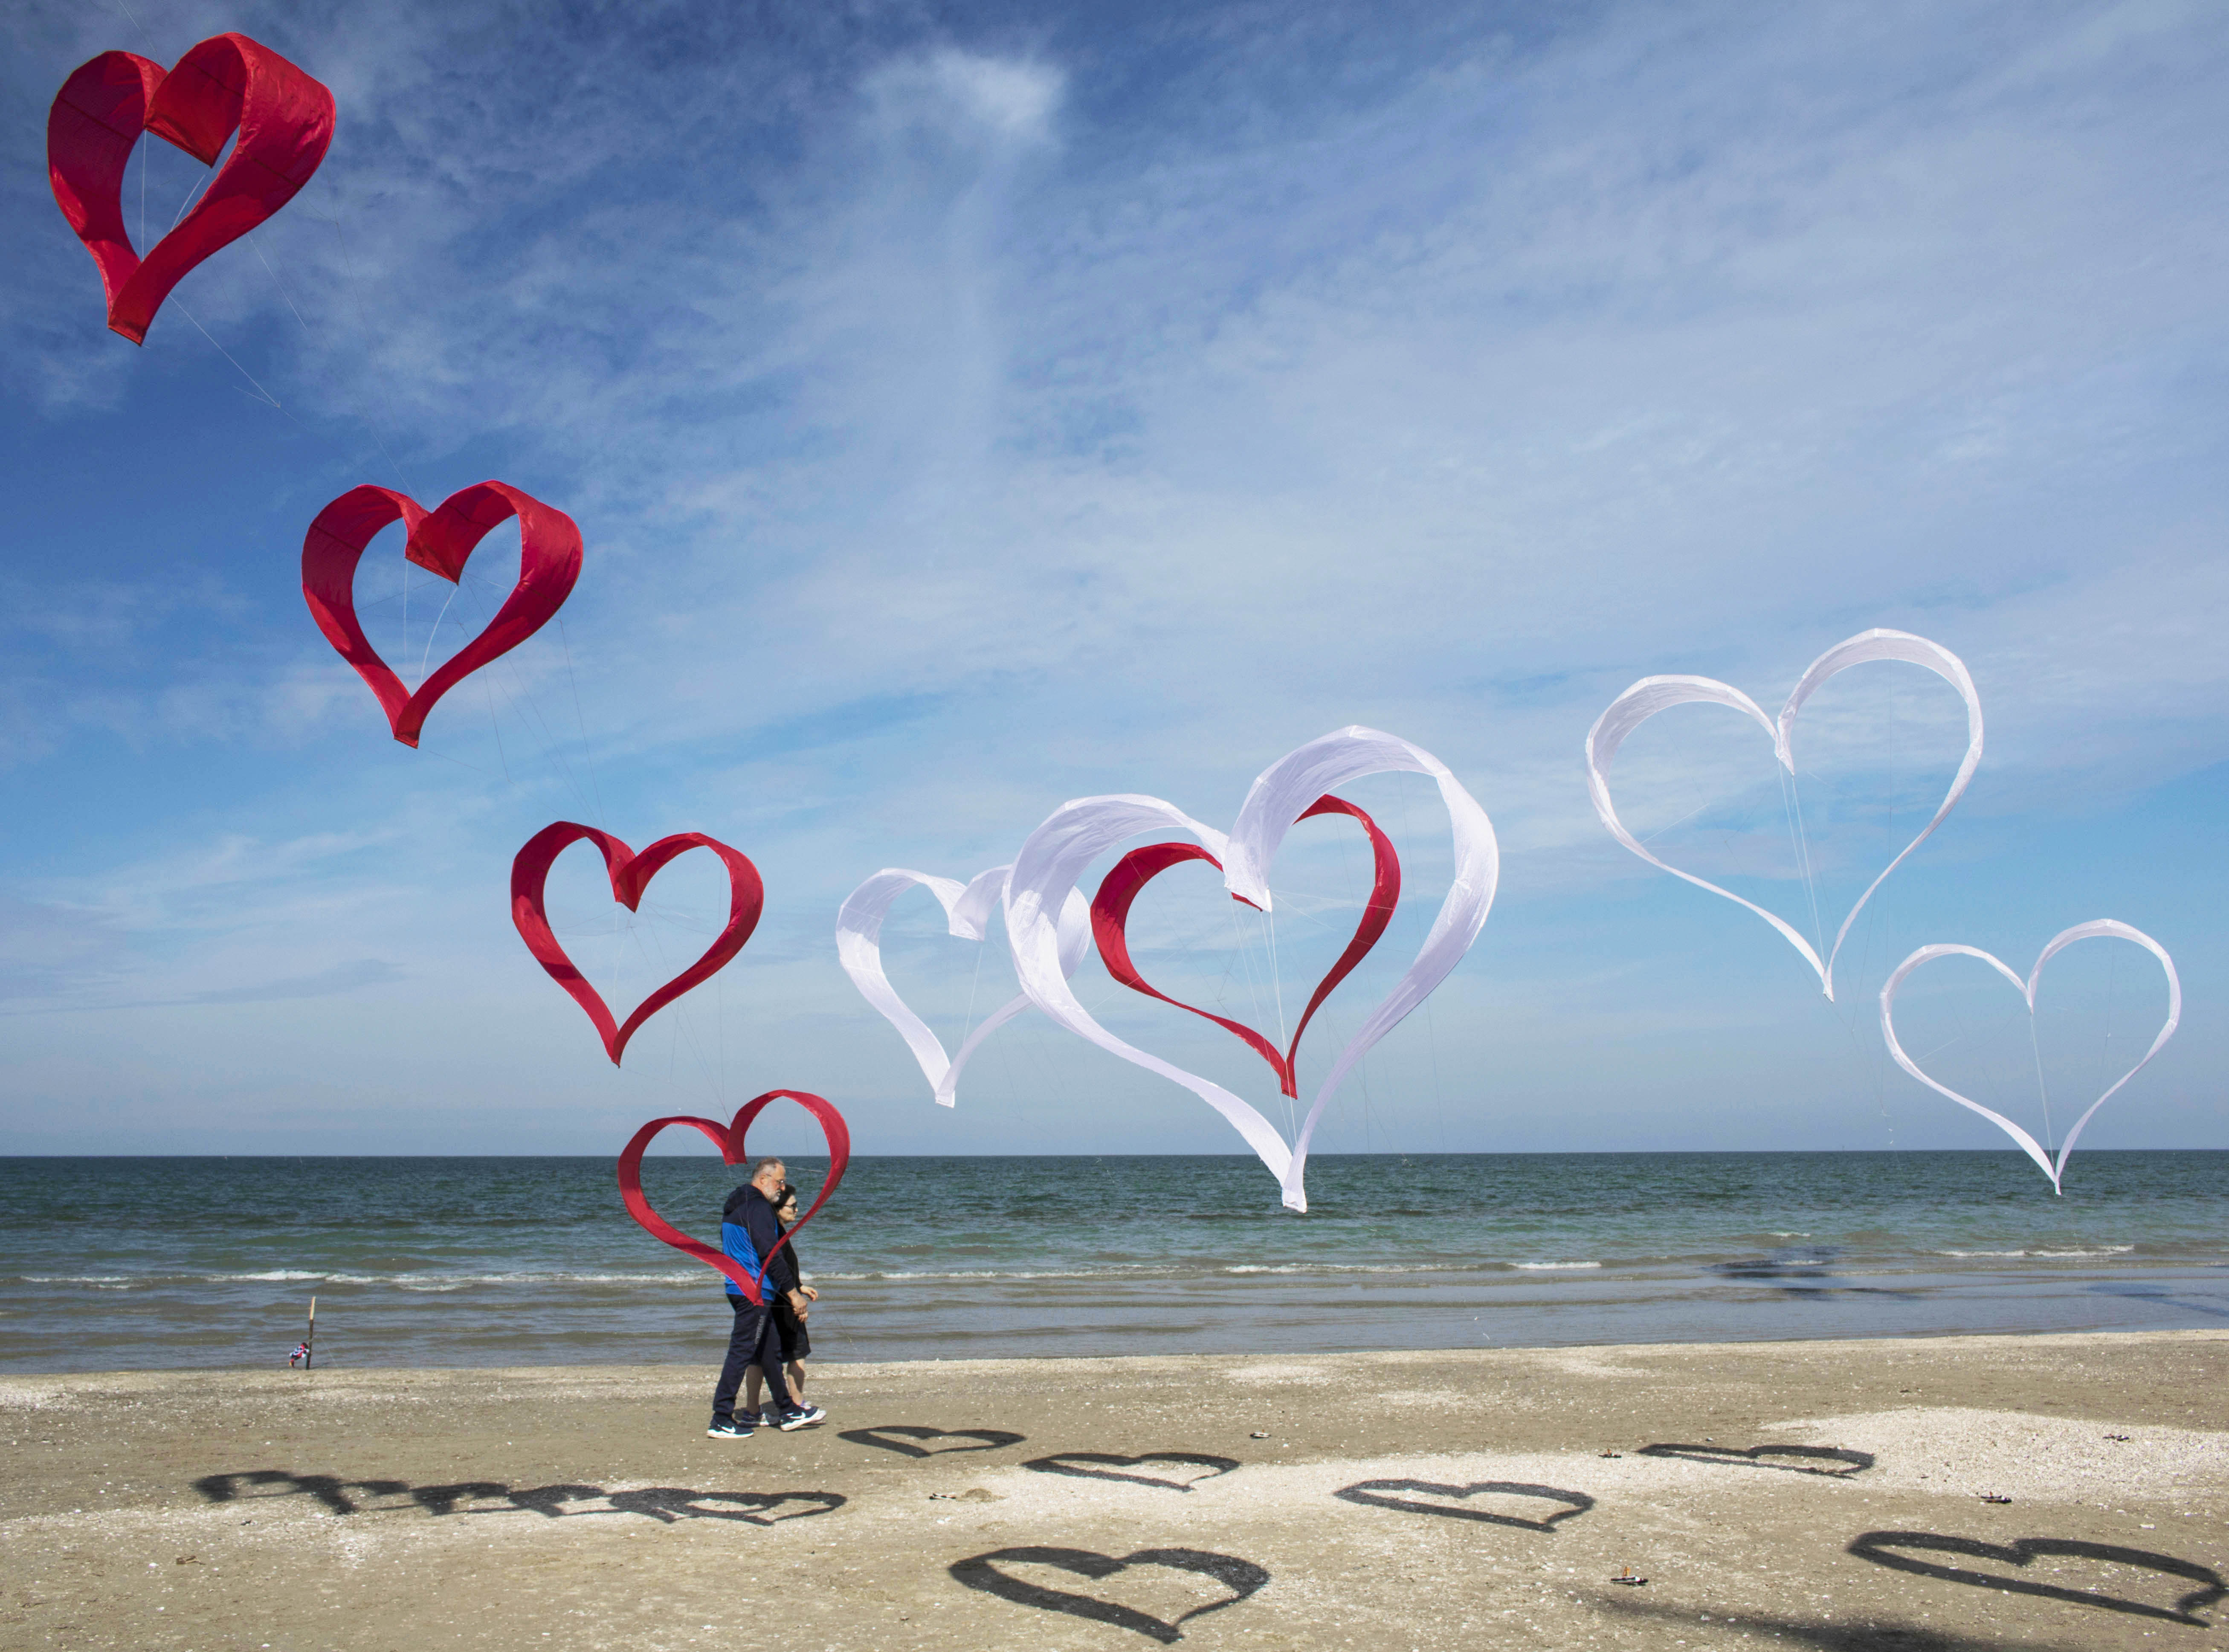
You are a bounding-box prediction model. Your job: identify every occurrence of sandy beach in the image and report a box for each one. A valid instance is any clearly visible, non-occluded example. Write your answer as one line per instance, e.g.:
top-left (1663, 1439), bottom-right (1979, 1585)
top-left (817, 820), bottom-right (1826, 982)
top-left (4, 1329), bottom-right (2224, 1650)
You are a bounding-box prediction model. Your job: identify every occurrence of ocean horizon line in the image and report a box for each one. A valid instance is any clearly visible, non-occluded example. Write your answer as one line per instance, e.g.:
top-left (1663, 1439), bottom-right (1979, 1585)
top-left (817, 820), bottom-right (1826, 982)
top-left (3, 1145), bottom-right (2221, 1160)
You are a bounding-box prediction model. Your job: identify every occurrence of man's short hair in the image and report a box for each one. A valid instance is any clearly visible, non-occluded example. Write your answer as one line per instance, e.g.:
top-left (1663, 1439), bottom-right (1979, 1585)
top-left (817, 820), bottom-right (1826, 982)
top-left (751, 1156), bottom-right (786, 1180)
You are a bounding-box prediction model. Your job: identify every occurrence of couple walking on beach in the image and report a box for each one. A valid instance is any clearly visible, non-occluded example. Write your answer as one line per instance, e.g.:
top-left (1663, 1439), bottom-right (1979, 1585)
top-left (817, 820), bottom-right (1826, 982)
top-left (708, 1155), bottom-right (826, 1438)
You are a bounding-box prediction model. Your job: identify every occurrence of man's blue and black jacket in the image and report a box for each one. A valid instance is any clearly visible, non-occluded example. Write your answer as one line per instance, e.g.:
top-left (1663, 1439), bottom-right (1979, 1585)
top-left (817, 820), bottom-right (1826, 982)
top-left (720, 1184), bottom-right (797, 1301)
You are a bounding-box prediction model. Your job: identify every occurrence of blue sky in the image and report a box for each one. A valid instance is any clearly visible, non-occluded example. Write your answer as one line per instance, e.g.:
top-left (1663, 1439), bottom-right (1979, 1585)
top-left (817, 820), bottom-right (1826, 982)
top-left (4, 0), bottom-right (2224, 1170)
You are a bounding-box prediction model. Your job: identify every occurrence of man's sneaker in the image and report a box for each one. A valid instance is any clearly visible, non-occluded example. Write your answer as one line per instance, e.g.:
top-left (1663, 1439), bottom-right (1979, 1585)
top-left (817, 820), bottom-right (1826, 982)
top-left (706, 1417), bottom-right (754, 1438)
top-left (773, 1403), bottom-right (826, 1431)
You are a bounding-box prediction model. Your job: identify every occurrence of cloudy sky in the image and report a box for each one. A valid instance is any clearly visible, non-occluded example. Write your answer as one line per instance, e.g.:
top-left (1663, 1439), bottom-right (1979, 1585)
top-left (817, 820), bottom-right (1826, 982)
top-left (5, 0), bottom-right (2223, 1171)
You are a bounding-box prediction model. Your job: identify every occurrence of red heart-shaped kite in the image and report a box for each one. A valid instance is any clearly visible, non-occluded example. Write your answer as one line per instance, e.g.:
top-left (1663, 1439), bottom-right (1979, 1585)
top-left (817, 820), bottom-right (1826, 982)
top-left (1092, 794), bottom-right (1400, 1099)
top-left (47, 34), bottom-right (334, 345)
top-left (511, 822), bottom-right (763, 1064)
top-left (301, 482), bottom-right (584, 748)
top-left (617, 1091), bottom-right (851, 1303)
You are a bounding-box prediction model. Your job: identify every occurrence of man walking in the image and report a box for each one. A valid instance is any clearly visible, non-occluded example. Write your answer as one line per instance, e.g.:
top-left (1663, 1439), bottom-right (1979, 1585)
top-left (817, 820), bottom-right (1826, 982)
top-left (708, 1156), bottom-right (828, 1438)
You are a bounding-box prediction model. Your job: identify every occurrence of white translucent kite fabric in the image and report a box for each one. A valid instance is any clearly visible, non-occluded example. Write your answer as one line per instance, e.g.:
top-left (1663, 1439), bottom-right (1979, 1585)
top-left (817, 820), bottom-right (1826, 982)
top-left (1584, 628), bottom-right (1983, 1001)
top-left (835, 867), bottom-right (1091, 1107)
top-left (1878, 920), bottom-right (2181, 1193)
top-left (1004, 726), bottom-right (1499, 1213)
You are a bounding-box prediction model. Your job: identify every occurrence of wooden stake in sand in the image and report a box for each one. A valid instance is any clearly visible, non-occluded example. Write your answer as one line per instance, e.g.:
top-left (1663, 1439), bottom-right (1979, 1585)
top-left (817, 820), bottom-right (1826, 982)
top-left (304, 1296), bottom-right (316, 1371)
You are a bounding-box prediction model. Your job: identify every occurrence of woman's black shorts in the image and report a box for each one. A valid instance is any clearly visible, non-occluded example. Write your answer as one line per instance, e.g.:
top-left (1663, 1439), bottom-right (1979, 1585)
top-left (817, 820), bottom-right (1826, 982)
top-left (773, 1297), bottom-right (811, 1362)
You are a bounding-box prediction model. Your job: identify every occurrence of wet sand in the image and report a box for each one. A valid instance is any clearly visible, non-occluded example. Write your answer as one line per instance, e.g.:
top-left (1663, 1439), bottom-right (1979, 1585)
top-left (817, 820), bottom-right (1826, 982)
top-left (3, 1330), bottom-right (2225, 1650)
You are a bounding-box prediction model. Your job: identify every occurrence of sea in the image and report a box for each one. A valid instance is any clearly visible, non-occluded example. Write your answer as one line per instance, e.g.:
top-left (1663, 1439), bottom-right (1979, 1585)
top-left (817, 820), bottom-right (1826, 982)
top-left (1, 1152), bottom-right (2223, 1375)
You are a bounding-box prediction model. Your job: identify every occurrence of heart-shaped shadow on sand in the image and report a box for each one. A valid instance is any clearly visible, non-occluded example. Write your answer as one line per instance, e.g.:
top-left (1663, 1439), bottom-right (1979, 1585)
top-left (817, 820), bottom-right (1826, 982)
top-left (602, 1488), bottom-right (844, 1525)
top-left (1850, 1531), bottom-right (2226, 1625)
top-left (1334, 1478), bottom-right (1593, 1531)
top-left (1641, 1443), bottom-right (1874, 1477)
top-left (838, 1426), bottom-right (1024, 1459)
top-left (458, 1484), bottom-right (844, 1525)
top-left (1024, 1452), bottom-right (1239, 1492)
top-left (951, 1545), bottom-right (1269, 1643)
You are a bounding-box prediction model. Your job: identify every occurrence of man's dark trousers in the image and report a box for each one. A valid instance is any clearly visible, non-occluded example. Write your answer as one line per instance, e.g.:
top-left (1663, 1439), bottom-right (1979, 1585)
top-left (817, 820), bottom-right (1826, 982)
top-left (712, 1293), bottom-right (793, 1422)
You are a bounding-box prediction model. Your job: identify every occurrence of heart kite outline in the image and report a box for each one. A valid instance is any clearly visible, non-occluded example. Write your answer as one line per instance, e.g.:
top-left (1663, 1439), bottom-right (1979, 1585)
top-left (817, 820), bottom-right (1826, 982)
top-left (1585, 628), bottom-right (1983, 1001)
top-left (835, 868), bottom-right (1093, 1107)
top-left (1879, 920), bottom-right (2180, 1193)
top-left (302, 482), bottom-right (585, 748)
top-left (47, 35), bottom-right (335, 345)
top-left (1004, 726), bottom-right (1498, 1212)
top-left (616, 1090), bottom-right (850, 1303)
top-left (1092, 794), bottom-right (1400, 1100)
top-left (511, 822), bottom-right (764, 1065)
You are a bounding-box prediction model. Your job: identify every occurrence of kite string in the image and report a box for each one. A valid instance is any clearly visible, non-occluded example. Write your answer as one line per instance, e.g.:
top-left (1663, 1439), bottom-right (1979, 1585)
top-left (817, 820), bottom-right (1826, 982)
top-left (481, 675), bottom-right (510, 783)
top-left (1868, 791), bottom-right (1896, 1148)
top-left (1638, 792), bottom-right (1721, 847)
top-left (415, 580), bottom-right (463, 687)
top-left (168, 148), bottom-right (221, 231)
top-left (104, 0), bottom-right (158, 252)
top-left (627, 901), bottom-right (726, 1108)
top-left (252, 235), bottom-right (315, 335)
top-left (2098, 940), bottom-right (2117, 1106)
top-left (168, 298), bottom-right (282, 409)
top-left (1332, 822), bottom-right (1374, 1156)
top-left (1397, 785), bottom-right (1449, 1157)
top-left (1215, 895), bottom-right (1280, 1133)
top-left (250, 194), bottom-right (447, 679)
top-left (109, 0), bottom-right (160, 58)
top-left (306, 194), bottom-right (422, 496)
top-left (1264, 903), bottom-right (1290, 1052)
top-left (1782, 755), bottom-right (1872, 1150)
top-left (428, 578), bottom-right (603, 820)
top-left (556, 615), bottom-right (608, 832)
top-left (1780, 765), bottom-right (1829, 969)
top-left (1266, 900), bottom-right (1295, 1141)
top-left (959, 939), bottom-right (986, 1046)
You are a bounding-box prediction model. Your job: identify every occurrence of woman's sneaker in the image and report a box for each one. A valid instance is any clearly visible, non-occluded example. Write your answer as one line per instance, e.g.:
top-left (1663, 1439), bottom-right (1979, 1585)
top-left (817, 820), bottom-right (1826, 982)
top-left (734, 1409), bottom-right (764, 1429)
top-left (773, 1403), bottom-right (826, 1430)
top-left (706, 1416), bottom-right (755, 1438)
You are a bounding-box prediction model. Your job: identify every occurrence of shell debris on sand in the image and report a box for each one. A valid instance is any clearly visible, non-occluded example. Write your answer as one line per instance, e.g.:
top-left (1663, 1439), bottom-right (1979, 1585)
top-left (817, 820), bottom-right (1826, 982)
top-left (1761, 1407), bottom-right (2229, 1502)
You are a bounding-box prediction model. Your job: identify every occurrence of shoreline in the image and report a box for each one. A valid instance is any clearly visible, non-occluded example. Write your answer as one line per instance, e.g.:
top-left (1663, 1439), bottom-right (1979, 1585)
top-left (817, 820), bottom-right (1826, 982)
top-left (7, 1329), bottom-right (2225, 1649)
top-left (8, 1254), bottom-right (2224, 1376)
top-left (7, 1314), bottom-right (2226, 1381)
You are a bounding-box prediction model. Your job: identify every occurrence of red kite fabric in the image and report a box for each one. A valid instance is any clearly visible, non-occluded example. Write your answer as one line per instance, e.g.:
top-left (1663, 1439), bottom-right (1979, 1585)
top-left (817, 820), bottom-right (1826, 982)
top-left (301, 481), bottom-right (584, 748)
top-left (510, 822), bottom-right (764, 1065)
top-left (616, 1091), bottom-right (852, 1303)
top-left (1091, 794), bottom-right (1400, 1099)
top-left (47, 34), bottom-right (334, 345)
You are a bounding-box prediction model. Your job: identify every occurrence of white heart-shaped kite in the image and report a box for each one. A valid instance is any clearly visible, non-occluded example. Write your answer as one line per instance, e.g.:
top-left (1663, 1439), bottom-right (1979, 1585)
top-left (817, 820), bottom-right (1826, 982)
top-left (1004, 726), bottom-right (1499, 1213)
top-left (1879, 920), bottom-right (2180, 1193)
top-left (1585, 628), bottom-right (1983, 1001)
top-left (836, 867), bottom-right (1091, 1107)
